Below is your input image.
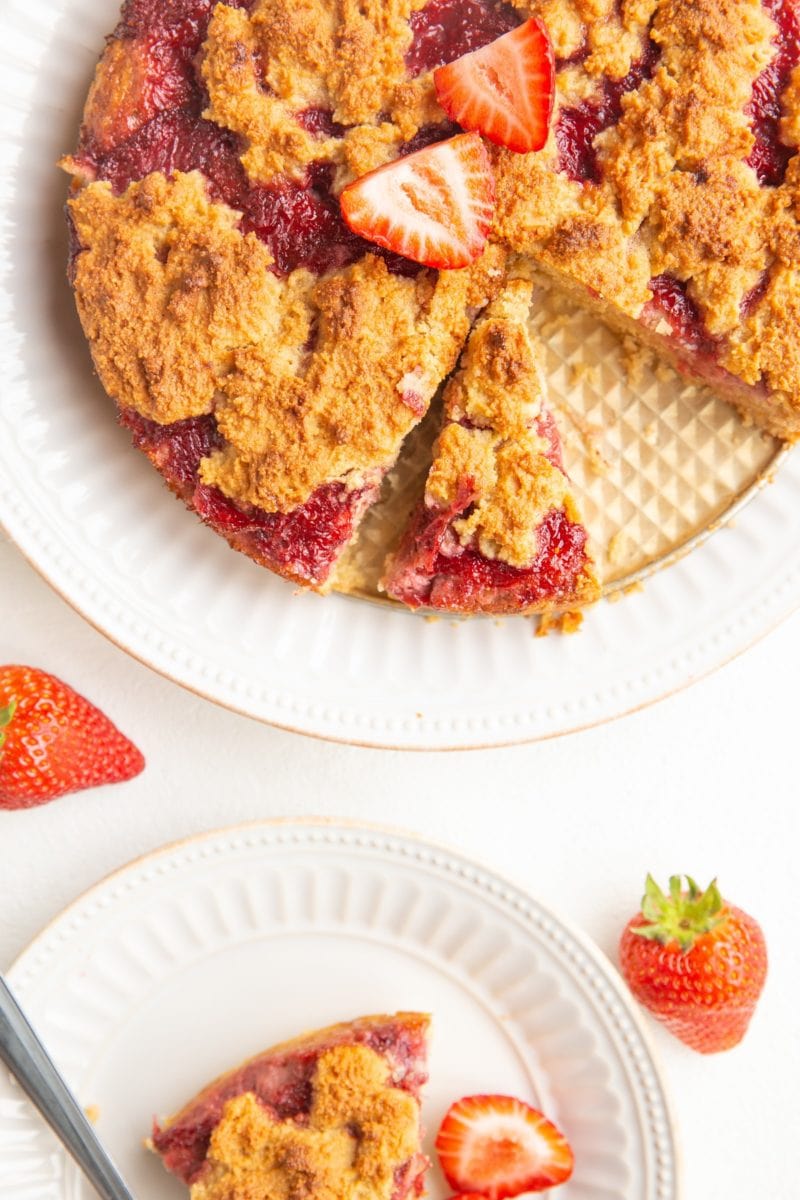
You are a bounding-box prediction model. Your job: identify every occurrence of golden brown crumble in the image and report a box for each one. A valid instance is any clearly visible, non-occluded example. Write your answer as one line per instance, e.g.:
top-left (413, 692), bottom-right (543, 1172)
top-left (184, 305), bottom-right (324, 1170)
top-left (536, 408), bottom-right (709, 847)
top-left (201, 0), bottom-right (444, 186)
top-left (493, 0), bottom-right (800, 435)
top-left (191, 1045), bottom-right (419, 1200)
top-left (69, 172), bottom-right (281, 426)
top-left (70, 170), bottom-right (505, 512)
top-left (424, 280), bottom-right (587, 568)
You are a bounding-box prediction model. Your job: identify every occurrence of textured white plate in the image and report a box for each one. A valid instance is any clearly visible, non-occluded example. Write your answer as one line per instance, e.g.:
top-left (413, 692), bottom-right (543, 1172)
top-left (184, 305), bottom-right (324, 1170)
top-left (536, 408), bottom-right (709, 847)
top-left (0, 821), bottom-right (679, 1200)
top-left (1, 0), bottom-right (800, 747)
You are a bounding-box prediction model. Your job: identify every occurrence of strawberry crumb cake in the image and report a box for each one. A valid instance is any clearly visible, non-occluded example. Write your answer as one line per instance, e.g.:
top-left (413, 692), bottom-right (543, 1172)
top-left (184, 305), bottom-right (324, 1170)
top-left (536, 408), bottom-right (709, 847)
top-left (150, 1012), bottom-right (430, 1200)
top-left (62, 0), bottom-right (800, 617)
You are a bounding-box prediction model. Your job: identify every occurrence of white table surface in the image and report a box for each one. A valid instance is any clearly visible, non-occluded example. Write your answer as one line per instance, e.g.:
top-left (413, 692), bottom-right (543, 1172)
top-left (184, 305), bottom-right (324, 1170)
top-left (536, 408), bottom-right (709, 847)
top-left (1, 529), bottom-right (798, 1199)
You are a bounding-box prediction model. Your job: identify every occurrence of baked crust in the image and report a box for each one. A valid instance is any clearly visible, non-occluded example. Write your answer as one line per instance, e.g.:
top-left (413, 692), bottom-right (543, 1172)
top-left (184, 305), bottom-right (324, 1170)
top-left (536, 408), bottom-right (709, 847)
top-left (193, 1046), bottom-right (419, 1200)
top-left (151, 1013), bottom-right (430, 1200)
top-left (70, 167), bottom-right (504, 513)
top-left (494, 0), bottom-right (800, 436)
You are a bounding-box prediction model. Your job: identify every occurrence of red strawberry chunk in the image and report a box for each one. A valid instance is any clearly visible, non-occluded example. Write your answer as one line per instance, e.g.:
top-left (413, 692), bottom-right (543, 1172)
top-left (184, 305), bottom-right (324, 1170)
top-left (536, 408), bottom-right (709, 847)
top-left (435, 1094), bottom-right (574, 1198)
top-left (434, 19), bottom-right (555, 154)
top-left (340, 132), bottom-right (495, 269)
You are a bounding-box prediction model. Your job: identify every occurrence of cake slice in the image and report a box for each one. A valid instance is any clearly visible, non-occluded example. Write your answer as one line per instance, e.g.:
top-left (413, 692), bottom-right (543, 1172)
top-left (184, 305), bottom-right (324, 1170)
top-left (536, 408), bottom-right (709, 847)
top-left (150, 1012), bottom-right (430, 1200)
top-left (383, 280), bottom-right (599, 614)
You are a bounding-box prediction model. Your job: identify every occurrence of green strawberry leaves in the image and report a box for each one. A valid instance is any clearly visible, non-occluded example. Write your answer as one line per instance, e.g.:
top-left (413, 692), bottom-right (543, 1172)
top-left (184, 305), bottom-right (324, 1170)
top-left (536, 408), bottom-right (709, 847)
top-left (0, 699), bottom-right (17, 751)
top-left (632, 873), bottom-right (724, 952)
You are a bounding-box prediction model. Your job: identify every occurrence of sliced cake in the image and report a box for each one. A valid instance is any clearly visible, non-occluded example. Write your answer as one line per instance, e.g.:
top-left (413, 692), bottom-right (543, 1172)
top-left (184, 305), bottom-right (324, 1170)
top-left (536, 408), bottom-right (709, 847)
top-left (150, 1012), bottom-right (430, 1200)
top-left (384, 280), bottom-right (599, 614)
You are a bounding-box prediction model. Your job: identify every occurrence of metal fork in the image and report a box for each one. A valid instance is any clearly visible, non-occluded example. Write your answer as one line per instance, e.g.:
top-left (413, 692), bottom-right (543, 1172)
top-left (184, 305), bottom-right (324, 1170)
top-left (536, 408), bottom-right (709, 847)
top-left (0, 972), bottom-right (136, 1200)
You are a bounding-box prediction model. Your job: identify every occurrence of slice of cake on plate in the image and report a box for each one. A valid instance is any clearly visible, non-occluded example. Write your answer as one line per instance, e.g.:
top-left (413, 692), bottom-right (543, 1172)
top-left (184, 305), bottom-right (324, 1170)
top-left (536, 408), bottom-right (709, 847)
top-left (150, 1012), bottom-right (430, 1200)
top-left (383, 279), bottom-right (600, 614)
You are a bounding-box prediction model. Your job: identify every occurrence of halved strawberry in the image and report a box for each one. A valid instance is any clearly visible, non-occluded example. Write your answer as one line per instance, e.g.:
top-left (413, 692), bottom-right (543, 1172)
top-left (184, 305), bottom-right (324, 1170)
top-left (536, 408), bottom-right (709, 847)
top-left (434, 19), bottom-right (555, 154)
top-left (435, 1094), bottom-right (574, 1198)
top-left (339, 132), bottom-right (495, 269)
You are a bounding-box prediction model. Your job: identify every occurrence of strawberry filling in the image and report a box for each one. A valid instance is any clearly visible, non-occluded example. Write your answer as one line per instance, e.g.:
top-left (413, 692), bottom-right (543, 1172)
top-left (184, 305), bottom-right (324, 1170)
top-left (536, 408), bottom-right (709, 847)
top-left (390, 503), bottom-right (591, 612)
top-left (643, 275), bottom-right (720, 356)
top-left (120, 410), bottom-right (376, 585)
top-left (406, 0), bottom-right (522, 77)
top-left (746, 0), bottom-right (800, 185)
top-left (638, 275), bottom-right (775, 401)
top-left (555, 38), bottom-right (661, 183)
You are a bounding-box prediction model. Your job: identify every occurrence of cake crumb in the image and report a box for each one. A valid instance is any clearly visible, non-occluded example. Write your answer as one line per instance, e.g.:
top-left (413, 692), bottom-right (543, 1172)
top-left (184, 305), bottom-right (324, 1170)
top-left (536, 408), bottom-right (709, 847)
top-left (85, 1105), bottom-right (100, 1124)
top-left (560, 610), bottom-right (584, 634)
top-left (606, 530), bottom-right (632, 566)
top-left (620, 336), bottom-right (655, 389)
top-left (570, 361), bottom-right (600, 389)
top-left (535, 610), bottom-right (584, 636)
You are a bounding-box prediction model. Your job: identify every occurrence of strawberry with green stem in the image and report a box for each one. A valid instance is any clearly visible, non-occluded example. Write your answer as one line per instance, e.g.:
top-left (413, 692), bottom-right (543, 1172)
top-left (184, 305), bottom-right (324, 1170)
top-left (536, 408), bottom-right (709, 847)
top-left (619, 874), bottom-right (768, 1053)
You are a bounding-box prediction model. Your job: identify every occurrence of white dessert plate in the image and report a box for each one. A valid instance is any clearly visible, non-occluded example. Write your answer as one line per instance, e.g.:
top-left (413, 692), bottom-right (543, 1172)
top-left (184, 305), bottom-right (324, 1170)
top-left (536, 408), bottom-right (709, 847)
top-left (0, 820), bottom-right (679, 1200)
top-left (1, 0), bottom-right (800, 748)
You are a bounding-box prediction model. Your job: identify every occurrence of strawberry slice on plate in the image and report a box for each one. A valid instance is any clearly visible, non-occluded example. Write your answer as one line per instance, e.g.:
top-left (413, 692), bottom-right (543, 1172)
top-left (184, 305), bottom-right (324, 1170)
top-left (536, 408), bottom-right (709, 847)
top-left (340, 132), bottom-right (495, 269)
top-left (434, 19), bottom-right (555, 154)
top-left (436, 1094), bottom-right (574, 1197)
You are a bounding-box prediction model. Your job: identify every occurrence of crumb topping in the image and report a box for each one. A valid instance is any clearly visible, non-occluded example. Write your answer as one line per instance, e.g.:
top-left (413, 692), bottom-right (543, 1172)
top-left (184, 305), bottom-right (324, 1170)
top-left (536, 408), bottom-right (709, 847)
top-left (69, 171), bottom-right (281, 426)
top-left (190, 1045), bottom-right (420, 1200)
top-left (201, 0), bottom-right (443, 186)
top-left (70, 170), bottom-right (505, 511)
top-left (426, 280), bottom-right (573, 566)
top-left (201, 4), bottom-right (339, 184)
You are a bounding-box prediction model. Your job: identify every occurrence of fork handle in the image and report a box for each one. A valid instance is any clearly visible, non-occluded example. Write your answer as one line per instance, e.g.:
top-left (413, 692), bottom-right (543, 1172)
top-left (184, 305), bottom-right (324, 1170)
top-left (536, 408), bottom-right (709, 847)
top-left (0, 973), bottom-right (136, 1200)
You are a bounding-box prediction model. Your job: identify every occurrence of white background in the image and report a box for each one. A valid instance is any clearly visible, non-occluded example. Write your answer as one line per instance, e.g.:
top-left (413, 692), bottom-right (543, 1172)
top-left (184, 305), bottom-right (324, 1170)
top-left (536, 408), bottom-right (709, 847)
top-left (1, 530), bottom-right (799, 1198)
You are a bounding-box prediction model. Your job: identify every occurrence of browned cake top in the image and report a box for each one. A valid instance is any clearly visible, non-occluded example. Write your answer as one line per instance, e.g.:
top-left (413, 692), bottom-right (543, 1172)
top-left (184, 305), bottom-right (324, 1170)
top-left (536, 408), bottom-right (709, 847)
top-left (427, 279), bottom-right (576, 567)
top-left (190, 1045), bottom-right (420, 1200)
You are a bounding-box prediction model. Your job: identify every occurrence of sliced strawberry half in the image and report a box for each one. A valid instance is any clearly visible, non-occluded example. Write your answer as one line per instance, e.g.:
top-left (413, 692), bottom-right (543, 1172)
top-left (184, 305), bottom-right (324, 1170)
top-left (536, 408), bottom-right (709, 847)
top-left (435, 1094), bottom-right (574, 1198)
top-left (434, 19), bottom-right (555, 154)
top-left (339, 132), bottom-right (495, 269)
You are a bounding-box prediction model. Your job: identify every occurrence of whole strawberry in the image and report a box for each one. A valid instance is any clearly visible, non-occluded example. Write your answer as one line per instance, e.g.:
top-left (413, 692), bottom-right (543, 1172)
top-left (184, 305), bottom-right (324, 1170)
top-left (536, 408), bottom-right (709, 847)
top-left (619, 874), bottom-right (767, 1054)
top-left (0, 665), bottom-right (144, 809)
